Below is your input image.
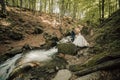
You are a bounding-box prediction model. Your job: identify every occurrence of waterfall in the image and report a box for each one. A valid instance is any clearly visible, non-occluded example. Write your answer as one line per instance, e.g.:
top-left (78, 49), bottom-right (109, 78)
top-left (0, 47), bottom-right (58, 80)
top-left (0, 34), bottom-right (89, 80)
top-left (0, 54), bottom-right (22, 80)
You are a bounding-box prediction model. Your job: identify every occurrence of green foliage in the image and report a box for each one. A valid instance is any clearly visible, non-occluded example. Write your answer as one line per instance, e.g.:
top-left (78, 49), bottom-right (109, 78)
top-left (6, 0), bottom-right (120, 23)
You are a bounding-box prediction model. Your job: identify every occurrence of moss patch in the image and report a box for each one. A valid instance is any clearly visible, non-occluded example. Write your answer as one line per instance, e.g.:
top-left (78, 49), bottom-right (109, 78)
top-left (70, 9), bottom-right (120, 72)
top-left (57, 43), bottom-right (77, 55)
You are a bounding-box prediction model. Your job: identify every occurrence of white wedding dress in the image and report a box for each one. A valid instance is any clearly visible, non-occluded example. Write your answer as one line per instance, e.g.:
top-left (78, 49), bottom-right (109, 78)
top-left (73, 33), bottom-right (89, 47)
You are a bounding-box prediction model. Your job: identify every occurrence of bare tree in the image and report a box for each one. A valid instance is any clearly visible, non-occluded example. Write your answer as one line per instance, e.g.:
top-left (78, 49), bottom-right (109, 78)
top-left (118, 0), bottom-right (120, 9)
top-left (0, 0), bottom-right (6, 17)
top-left (101, 0), bottom-right (105, 22)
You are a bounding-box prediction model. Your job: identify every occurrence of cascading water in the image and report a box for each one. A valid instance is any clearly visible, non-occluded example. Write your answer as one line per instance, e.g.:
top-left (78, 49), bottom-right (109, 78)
top-left (0, 54), bottom-right (22, 80)
top-left (0, 47), bottom-right (58, 80)
top-left (0, 34), bottom-right (89, 80)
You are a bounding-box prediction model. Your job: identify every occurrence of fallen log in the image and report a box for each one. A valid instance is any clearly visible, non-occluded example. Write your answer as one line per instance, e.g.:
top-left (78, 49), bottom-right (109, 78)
top-left (72, 58), bottom-right (120, 76)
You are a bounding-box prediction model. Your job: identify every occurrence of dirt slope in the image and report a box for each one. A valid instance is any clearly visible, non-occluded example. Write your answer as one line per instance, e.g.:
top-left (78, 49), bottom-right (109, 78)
top-left (0, 7), bottom-right (78, 56)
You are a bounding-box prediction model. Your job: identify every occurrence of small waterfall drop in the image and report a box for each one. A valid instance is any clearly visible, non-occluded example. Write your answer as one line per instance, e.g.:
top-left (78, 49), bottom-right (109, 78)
top-left (0, 47), bottom-right (58, 80)
top-left (0, 34), bottom-right (89, 80)
top-left (0, 54), bottom-right (22, 80)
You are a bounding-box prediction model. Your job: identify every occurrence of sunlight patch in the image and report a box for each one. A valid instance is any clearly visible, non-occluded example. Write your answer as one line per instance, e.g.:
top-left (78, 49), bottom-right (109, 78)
top-left (0, 20), bottom-right (11, 26)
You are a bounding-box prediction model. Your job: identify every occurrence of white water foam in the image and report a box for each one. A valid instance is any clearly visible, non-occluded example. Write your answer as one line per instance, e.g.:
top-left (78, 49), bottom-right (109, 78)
top-left (0, 54), bottom-right (22, 80)
top-left (0, 47), bottom-right (58, 80)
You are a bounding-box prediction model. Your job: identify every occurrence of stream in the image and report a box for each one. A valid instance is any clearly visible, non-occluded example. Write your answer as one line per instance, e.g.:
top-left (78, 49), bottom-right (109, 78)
top-left (0, 47), bottom-right (58, 80)
top-left (0, 34), bottom-right (89, 80)
top-left (0, 54), bottom-right (22, 80)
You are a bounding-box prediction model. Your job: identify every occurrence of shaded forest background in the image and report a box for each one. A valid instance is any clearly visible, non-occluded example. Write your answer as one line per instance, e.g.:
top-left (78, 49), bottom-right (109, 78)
top-left (1, 0), bottom-right (120, 24)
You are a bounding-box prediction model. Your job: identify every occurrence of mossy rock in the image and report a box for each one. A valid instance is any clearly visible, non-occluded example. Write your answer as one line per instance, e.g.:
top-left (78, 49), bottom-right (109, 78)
top-left (57, 43), bottom-right (77, 55)
top-left (69, 51), bottom-right (109, 71)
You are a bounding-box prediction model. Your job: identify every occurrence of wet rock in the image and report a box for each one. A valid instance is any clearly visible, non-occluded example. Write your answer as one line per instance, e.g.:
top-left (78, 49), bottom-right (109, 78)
top-left (40, 41), bottom-right (55, 49)
top-left (0, 47), bottom-right (23, 64)
top-left (52, 69), bottom-right (72, 80)
top-left (33, 27), bottom-right (43, 34)
top-left (0, 55), bottom-right (8, 64)
top-left (8, 31), bottom-right (23, 40)
top-left (5, 47), bottom-right (23, 57)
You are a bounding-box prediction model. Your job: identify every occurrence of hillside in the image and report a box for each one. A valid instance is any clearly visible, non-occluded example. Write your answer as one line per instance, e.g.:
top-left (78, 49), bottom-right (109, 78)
top-left (0, 7), bottom-right (78, 57)
top-left (70, 9), bottom-right (120, 80)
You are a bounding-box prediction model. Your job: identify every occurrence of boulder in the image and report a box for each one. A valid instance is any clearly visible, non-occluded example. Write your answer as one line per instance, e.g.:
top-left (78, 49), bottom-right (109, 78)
top-left (57, 43), bottom-right (77, 55)
top-left (40, 40), bottom-right (57, 49)
top-left (52, 69), bottom-right (72, 80)
top-left (5, 47), bottom-right (23, 57)
top-left (0, 47), bottom-right (23, 64)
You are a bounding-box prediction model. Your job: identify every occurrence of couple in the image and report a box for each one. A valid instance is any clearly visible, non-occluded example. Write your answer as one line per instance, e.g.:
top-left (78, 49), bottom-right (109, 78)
top-left (57, 26), bottom-right (89, 58)
top-left (71, 27), bottom-right (89, 47)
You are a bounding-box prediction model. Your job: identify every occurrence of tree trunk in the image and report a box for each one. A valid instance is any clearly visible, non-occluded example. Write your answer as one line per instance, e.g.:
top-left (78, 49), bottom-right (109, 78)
top-left (40, 0), bottom-right (42, 12)
top-left (12, 0), bottom-right (15, 6)
top-left (99, 0), bottom-right (102, 23)
top-left (20, 0), bottom-right (22, 8)
top-left (119, 0), bottom-right (120, 8)
top-left (72, 58), bottom-right (120, 76)
top-left (51, 0), bottom-right (53, 13)
top-left (116, 0), bottom-right (118, 10)
top-left (0, 0), bottom-right (6, 16)
top-left (68, 1), bottom-right (71, 16)
top-left (101, 0), bottom-right (105, 22)
top-left (44, 0), bottom-right (47, 12)
top-left (5, 0), bottom-right (9, 5)
top-left (16, 0), bottom-right (19, 7)
top-left (60, 0), bottom-right (65, 17)
top-left (32, 0), bottom-right (36, 14)
top-left (108, 0), bottom-right (111, 17)
top-left (73, 0), bottom-right (77, 19)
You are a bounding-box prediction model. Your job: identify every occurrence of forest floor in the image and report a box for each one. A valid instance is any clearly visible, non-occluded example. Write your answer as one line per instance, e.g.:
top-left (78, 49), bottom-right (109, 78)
top-left (0, 7), bottom-right (94, 80)
top-left (0, 6), bottom-right (79, 55)
top-left (0, 6), bottom-right (92, 66)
